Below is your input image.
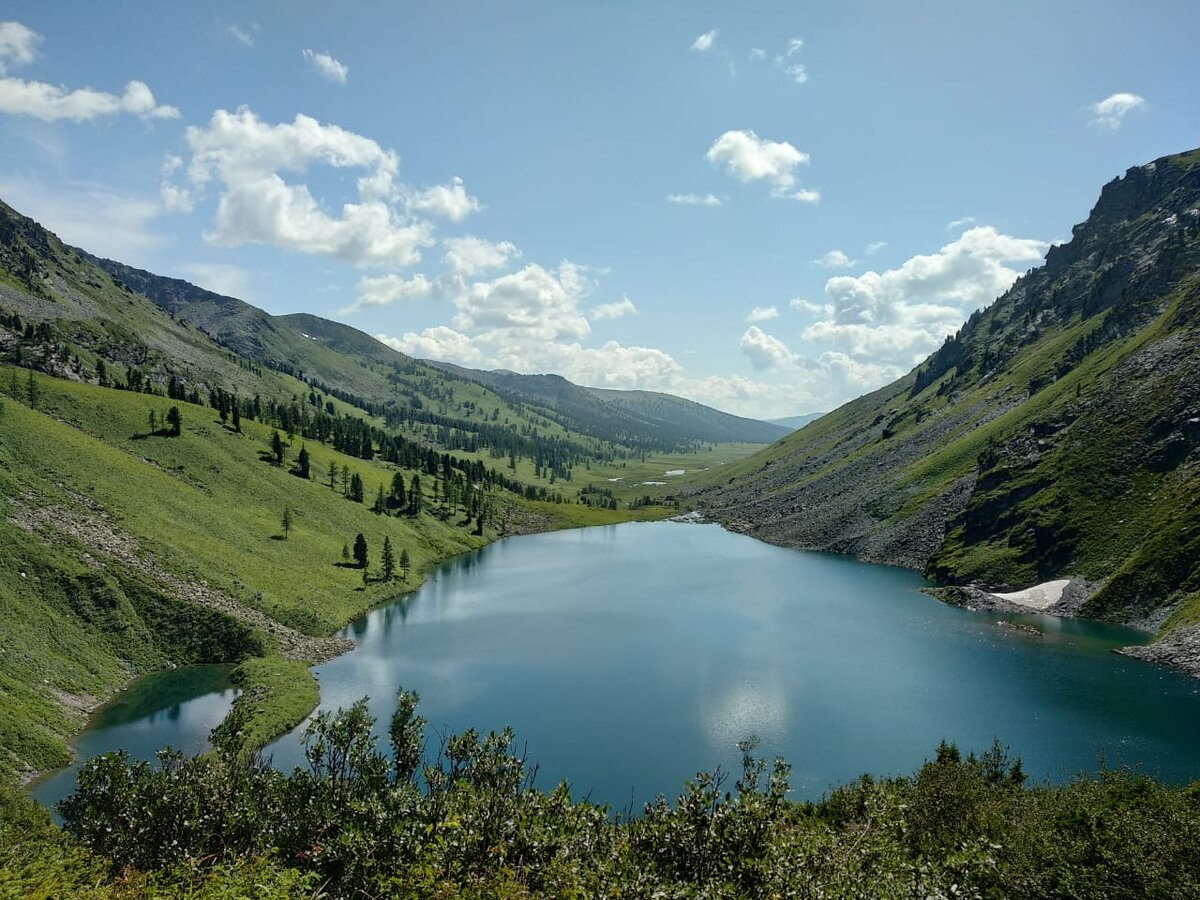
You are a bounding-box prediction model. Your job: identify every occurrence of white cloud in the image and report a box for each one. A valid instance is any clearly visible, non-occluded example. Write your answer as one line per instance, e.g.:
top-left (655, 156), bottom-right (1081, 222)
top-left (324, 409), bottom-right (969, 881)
top-left (865, 240), bottom-right (888, 255)
top-left (0, 76), bottom-right (179, 122)
top-left (802, 225), bottom-right (1047, 376)
top-left (382, 326), bottom-right (484, 365)
top-left (746, 305), bottom-right (779, 323)
top-left (1089, 92), bottom-right (1145, 130)
top-left (0, 25), bottom-right (177, 120)
top-left (706, 130), bottom-right (816, 201)
top-left (666, 192), bottom-right (723, 206)
top-left (348, 273), bottom-right (435, 312)
top-left (0, 21), bottom-right (40, 73)
top-left (590, 297), bottom-right (638, 321)
top-left (785, 37), bottom-right (804, 56)
top-left (815, 249), bottom-right (855, 269)
top-left (302, 49), bottom-right (349, 85)
top-left (159, 154), bottom-right (193, 212)
top-left (226, 23), bottom-right (258, 48)
top-left (946, 215), bottom-right (976, 230)
top-left (175, 263), bottom-right (252, 298)
top-left (443, 235), bottom-right (519, 276)
top-left (739, 326), bottom-right (797, 370)
top-left (408, 176), bottom-right (480, 222)
top-left (691, 30), bottom-right (718, 52)
top-left (182, 107), bottom-right (435, 266)
top-left (453, 261), bottom-right (592, 343)
top-left (749, 48), bottom-right (766, 60)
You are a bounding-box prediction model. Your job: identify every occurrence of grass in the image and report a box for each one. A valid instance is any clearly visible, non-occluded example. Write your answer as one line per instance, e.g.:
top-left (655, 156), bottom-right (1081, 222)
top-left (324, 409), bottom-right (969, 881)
top-left (0, 367), bottom-right (735, 782)
top-left (213, 658), bottom-right (319, 757)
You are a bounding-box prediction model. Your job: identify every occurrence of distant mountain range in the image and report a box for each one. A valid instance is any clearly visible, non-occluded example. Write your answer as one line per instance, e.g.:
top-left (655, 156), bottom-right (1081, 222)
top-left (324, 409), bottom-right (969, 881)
top-left (694, 148), bottom-right (1200, 672)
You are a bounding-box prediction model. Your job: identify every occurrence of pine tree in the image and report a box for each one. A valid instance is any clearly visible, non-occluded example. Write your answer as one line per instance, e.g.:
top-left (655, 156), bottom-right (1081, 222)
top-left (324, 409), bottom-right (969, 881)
top-left (297, 445), bottom-right (311, 479)
top-left (25, 369), bottom-right (37, 409)
top-left (281, 506), bottom-right (293, 539)
top-left (373, 483), bottom-right (386, 515)
top-left (350, 473), bottom-right (364, 503)
top-left (390, 472), bottom-right (406, 509)
top-left (408, 474), bottom-right (422, 516)
top-left (96, 359), bottom-right (109, 388)
top-left (381, 537), bottom-right (395, 581)
top-left (352, 533), bottom-right (368, 569)
top-left (7, 369), bottom-right (19, 400)
top-left (328, 460), bottom-right (339, 490)
top-left (165, 406), bottom-right (182, 436)
top-left (271, 430), bottom-right (285, 466)
top-left (148, 409), bottom-right (158, 433)
top-left (399, 548), bottom-right (411, 579)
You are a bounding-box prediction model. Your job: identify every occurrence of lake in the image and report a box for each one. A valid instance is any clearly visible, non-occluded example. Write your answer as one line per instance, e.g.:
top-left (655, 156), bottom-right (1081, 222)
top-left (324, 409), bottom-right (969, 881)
top-left (33, 521), bottom-right (1200, 813)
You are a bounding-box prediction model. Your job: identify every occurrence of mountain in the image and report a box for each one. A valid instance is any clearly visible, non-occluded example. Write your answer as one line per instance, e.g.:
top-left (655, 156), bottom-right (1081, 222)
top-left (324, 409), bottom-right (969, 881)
top-left (428, 360), bottom-right (790, 445)
top-left (694, 149), bottom-right (1200, 665)
top-left (767, 413), bottom-right (824, 431)
top-left (84, 256), bottom-right (785, 451)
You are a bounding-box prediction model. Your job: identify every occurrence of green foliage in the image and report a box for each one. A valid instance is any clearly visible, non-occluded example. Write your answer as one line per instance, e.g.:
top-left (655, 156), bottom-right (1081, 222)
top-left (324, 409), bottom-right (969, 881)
top-left (39, 697), bottom-right (1200, 899)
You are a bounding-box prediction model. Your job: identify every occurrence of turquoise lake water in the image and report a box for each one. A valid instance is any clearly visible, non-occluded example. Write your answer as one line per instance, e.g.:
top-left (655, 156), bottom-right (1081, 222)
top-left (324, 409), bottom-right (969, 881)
top-left (34, 522), bottom-right (1200, 812)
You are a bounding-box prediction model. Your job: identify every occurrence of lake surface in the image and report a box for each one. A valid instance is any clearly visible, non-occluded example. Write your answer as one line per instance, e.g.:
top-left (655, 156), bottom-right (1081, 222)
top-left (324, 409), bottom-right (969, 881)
top-left (30, 665), bottom-right (236, 815)
top-left (34, 522), bottom-right (1200, 812)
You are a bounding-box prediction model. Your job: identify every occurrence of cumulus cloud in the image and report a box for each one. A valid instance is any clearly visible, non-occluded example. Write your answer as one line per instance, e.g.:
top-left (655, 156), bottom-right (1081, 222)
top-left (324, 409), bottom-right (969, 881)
top-left (347, 273), bottom-right (435, 312)
top-left (740, 325), bottom-right (797, 370)
top-left (666, 192), bottom-right (722, 206)
top-left (814, 249), bottom-right (855, 269)
top-left (443, 235), bottom-right (519, 276)
top-left (590, 297), bottom-right (638, 321)
top-left (381, 326), bottom-right (484, 365)
top-left (746, 305), bottom-right (779, 323)
top-left (0, 77), bottom-right (179, 122)
top-left (1089, 92), bottom-right (1145, 130)
top-left (159, 154), bottom-right (193, 212)
top-left (706, 130), bottom-right (817, 201)
top-left (408, 177), bottom-right (480, 222)
top-left (302, 49), bottom-right (349, 84)
top-left (691, 30), bottom-right (718, 52)
top-left (0, 24), bottom-right (178, 121)
top-left (0, 21), bottom-right (40, 73)
top-left (181, 107), bottom-right (435, 266)
top-left (802, 225), bottom-right (1047, 375)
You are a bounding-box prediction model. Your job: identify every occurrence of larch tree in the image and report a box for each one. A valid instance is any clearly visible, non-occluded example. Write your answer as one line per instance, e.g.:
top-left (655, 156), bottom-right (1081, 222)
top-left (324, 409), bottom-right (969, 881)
top-left (381, 537), bottom-right (396, 581)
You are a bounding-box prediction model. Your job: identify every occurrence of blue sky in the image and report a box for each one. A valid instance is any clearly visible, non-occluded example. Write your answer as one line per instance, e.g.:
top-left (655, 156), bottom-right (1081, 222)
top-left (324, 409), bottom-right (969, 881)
top-left (0, 1), bottom-right (1196, 418)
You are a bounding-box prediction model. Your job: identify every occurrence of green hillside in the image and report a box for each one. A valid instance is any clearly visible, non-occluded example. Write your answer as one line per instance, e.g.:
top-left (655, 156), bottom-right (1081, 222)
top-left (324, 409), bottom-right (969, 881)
top-left (694, 149), bottom-right (1200, 669)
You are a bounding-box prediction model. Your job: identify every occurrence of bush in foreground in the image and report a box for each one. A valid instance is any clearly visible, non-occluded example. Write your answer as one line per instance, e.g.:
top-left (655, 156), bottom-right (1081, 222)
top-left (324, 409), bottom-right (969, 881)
top-left (5, 692), bottom-right (1196, 898)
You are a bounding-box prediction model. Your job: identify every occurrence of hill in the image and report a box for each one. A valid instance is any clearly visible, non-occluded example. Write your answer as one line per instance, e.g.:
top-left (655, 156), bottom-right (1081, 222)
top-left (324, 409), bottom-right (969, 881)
top-left (694, 149), bottom-right (1200, 672)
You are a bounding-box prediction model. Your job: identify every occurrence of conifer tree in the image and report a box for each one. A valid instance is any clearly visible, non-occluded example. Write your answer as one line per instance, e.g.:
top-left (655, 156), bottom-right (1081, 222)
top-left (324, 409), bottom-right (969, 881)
top-left (297, 445), bottom-right (311, 479)
top-left (165, 406), bottom-right (182, 436)
top-left (271, 430), bottom-right (285, 466)
top-left (232, 402), bottom-right (241, 433)
top-left (328, 460), bottom-right (339, 490)
top-left (25, 369), bottom-right (37, 409)
top-left (381, 537), bottom-right (395, 581)
top-left (148, 409), bottom-right (158, 433)
top-left (408, 474), bottom-right (422, 516)
top-left (281, 506), bottom-right (293, 539)
top-left (350, 473), bottom-right (365, 503)
top-left (353, 533), bottom-right (368, 569)
top-left (399, 548), bottom-right (411, 579)
top-left (374, 483), bottom-right (386, 515)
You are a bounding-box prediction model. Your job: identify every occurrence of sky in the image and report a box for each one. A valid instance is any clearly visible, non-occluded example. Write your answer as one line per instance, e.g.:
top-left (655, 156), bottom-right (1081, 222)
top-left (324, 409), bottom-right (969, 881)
top-left (0, 2), bottom-right (1197, 419)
